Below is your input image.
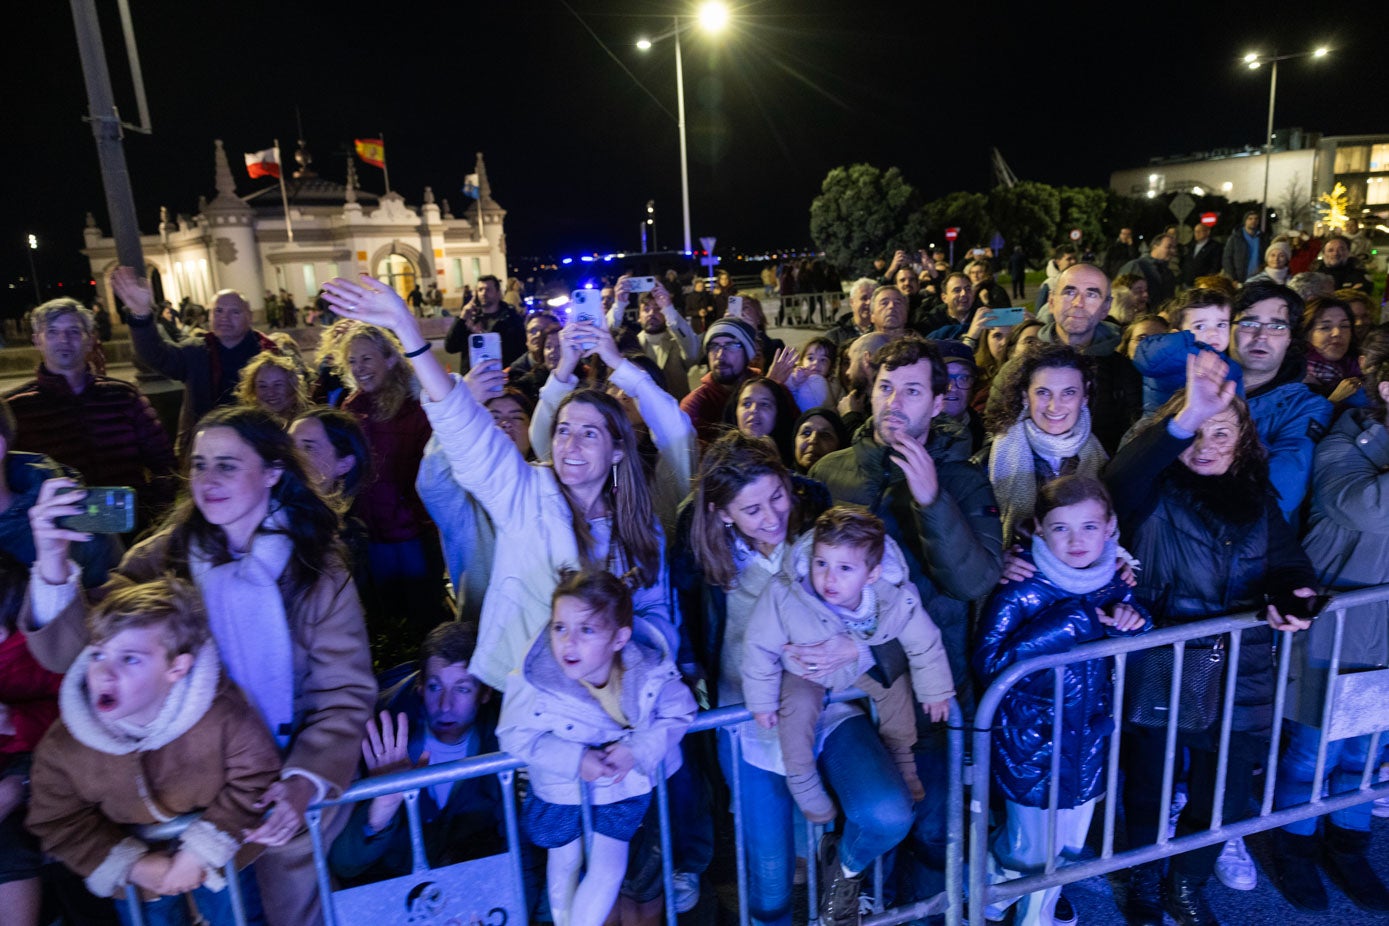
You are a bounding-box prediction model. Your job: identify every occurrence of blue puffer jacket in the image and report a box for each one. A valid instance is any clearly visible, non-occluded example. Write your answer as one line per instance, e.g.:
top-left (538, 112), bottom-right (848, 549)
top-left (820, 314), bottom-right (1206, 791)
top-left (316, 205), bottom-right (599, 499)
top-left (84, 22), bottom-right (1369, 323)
top-left (974, 552), bottom-right (1149, 809)
top-left (1133, 330), bottom-right (1244, 416)
top-left (1243, 353), bottom-right (1332, 520)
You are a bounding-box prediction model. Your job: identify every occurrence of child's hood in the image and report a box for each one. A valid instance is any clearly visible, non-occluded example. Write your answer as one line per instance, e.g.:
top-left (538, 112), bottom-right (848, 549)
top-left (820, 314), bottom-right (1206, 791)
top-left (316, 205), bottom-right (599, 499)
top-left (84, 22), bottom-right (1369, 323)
top-left (788, 530), bottom-right (909, 588)
top-left (59, 640), bottom-right (223, 755)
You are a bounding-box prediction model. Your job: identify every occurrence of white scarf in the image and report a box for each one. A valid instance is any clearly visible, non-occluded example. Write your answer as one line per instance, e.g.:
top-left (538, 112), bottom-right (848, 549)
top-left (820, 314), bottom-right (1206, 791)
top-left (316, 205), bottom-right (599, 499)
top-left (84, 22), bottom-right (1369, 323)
top-left (988, 406), bottom-right (1108, 544)
top-left (190, 511), bottom-right (295, 751)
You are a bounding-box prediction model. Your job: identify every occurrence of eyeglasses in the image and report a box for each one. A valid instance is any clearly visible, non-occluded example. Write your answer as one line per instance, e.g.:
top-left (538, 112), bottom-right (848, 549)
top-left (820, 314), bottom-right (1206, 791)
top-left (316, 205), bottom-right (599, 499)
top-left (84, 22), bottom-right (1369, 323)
top-left (1235, 320), bottom-right (1291, 336)
top-left (946, 372), bottom-right (976, 386)
top-left (707, 340), bottom-right (745, 355)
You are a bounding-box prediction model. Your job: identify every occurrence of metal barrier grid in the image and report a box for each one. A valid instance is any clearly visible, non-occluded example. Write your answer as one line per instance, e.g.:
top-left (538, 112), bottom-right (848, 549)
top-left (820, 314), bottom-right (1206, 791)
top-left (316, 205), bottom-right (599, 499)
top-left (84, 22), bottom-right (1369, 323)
top-left (299, 691), bottom-right (965, 926)
top-left (966, 584), bottom-right (1389, 926)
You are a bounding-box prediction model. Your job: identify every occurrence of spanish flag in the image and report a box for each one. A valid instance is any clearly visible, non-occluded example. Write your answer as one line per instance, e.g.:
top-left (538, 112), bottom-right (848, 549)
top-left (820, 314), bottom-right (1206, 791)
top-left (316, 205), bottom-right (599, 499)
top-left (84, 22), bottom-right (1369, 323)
top-left (354, 138), bottom-right (386, 169)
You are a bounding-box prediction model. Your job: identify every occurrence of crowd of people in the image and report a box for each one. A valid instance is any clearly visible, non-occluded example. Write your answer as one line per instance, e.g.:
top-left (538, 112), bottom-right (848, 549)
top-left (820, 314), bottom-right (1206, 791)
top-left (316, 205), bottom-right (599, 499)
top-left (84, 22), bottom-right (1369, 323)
top-left (0, 225), bottom-right (1383, 926)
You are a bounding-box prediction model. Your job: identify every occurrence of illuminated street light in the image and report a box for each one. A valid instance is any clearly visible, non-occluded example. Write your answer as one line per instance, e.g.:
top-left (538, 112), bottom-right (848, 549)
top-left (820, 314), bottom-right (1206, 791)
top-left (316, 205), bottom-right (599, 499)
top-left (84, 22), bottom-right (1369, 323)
top-left (1242, 45), bottom-right (1332, 233)
top-left (24, 233), bottom-right (41, 301)
top-left (635, 4), bottom-right (735, 254)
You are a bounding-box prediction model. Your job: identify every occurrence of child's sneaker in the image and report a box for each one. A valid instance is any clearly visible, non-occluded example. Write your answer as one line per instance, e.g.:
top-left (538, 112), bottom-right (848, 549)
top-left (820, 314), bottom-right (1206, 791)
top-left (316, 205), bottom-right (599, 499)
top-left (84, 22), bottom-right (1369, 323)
top-left (788, 771), bottom-right (838, 823)
top-left (1214, 837), bottom-right (1257, 890)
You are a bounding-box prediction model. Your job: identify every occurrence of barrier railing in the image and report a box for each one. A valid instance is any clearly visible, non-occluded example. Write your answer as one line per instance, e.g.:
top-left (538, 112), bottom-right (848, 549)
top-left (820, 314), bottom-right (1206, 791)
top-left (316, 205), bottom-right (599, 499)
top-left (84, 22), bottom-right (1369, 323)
top-left (775, 291), bottom-right (844, 327)
top-left (300, 691), bottom-right (964, 926)
top-left (966, 583), bottom-right (1389, 926)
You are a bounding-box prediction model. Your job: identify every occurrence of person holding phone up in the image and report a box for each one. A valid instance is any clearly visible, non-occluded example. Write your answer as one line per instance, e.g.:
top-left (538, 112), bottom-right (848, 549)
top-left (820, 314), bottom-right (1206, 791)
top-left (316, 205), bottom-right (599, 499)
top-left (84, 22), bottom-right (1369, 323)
top-left (443, 275), bottom-right (526, 368)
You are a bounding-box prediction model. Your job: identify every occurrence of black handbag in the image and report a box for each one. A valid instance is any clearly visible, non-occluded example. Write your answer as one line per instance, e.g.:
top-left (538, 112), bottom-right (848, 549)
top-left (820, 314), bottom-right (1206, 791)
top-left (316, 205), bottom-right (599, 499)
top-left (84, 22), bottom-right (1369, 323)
top-left (1125, 637), bottom-right (1226, 732)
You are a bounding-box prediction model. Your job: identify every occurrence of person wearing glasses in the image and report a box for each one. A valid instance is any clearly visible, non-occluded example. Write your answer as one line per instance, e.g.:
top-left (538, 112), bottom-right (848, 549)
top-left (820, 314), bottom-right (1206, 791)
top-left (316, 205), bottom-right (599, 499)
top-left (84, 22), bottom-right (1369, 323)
top-left (1229, 281), bottom-right (1333, 522)
top-left (680, 317), bottom-right (761, 447)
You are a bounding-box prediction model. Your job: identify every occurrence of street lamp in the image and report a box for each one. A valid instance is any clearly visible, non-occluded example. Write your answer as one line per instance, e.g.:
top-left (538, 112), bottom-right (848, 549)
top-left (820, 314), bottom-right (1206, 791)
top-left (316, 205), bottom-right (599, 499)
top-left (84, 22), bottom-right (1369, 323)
top-left (646, 199), bottom-right (657, 252)
top-left (1243, 46), bottom-right (1331, 234)
top-left (635, 1), bottom-right (730, 255)
top-left (25, 234), bottom-right (41, 302)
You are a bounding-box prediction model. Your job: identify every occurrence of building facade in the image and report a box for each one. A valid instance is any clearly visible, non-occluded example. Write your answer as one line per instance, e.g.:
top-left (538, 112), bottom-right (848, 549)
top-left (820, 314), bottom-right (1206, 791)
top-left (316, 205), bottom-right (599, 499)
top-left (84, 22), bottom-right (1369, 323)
top-left (81, 139), bottom-right (507, 319)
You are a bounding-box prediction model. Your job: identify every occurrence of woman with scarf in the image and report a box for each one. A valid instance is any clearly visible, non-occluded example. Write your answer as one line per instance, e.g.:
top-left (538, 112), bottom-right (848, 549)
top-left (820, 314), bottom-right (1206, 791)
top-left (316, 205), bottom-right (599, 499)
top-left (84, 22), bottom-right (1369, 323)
top-left (975, 343), bottom-right (1108, 547)
top-left (20, 405), bottom-right (376, 926)
top-left (1301, 296), bottom-right (1362, 404)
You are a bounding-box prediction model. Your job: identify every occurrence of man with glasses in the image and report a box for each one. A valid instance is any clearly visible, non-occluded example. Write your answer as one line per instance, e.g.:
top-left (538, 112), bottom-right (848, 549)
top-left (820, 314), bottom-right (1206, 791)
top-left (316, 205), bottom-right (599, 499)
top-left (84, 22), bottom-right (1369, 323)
top-left (991, 262), bottom-right (1141, 453)
top-left (680, 316), bottom-right (760, 445)
top-left (934, 341), bottom-right (985, 453)
top-left (1230, 280), bottom-right (1333, 521)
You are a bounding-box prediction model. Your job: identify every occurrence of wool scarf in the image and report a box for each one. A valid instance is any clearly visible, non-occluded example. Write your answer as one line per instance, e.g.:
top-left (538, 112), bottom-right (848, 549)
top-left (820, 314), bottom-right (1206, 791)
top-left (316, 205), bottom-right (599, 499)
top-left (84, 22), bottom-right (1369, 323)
top-left (190, 511), bottom-right (295, 751)
top-left (988, 405), bottom-right (1108, 543)
top-left (1031, 534), bottom-right (1120, 596)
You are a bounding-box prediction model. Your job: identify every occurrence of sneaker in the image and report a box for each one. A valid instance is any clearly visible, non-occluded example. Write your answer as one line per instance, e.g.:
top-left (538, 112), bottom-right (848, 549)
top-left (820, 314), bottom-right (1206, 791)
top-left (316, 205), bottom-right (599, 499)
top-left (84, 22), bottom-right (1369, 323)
top-left (1052, 890), bottom-right (1076, 925)
top-left (671, 872), bottom-right (700, 914)
top-left (857, 892), bottom-right (878, 917)
top-left (819, 831), bottom-right (863, 926)
top-left (1214, 837), bottom-right (1257, 891)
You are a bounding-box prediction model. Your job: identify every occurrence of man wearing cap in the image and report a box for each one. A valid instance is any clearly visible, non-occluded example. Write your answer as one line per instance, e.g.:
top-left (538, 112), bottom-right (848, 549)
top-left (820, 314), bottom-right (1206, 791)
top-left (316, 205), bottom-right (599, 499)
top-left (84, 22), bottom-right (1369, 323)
top-left (680, 316), bottom-right (760, 446)
top-left (934, 340), bottom-right (985, 453)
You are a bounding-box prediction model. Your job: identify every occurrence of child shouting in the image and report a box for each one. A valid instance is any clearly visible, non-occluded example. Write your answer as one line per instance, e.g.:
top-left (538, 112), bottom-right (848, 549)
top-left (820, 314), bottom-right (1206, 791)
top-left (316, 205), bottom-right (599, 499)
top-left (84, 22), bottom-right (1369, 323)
top-left (974, 476), bottom-right (1148, 926)
top-left (1133, 288), bottom-right (1245, 415)
top-left (498, 571), bottom-right (695, 926)
top-left (741, 506), bottom-right (954, 822)
top-left (27, 578), bottom-right (281, 925)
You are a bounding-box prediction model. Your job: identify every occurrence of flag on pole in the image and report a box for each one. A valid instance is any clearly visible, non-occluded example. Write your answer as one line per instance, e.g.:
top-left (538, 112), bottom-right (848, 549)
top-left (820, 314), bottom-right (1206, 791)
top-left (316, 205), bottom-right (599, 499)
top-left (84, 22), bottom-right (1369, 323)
top-left (462, 174), bottom-right (480, 199)
top-left (354, 138), bottom-right (386, 169)
top-left (244, 148), bottom-right (280, 179)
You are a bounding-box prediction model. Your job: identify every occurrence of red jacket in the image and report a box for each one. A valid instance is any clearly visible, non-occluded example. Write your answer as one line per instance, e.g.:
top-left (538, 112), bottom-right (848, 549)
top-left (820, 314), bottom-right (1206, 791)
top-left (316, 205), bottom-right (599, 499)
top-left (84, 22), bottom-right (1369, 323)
top-left (4, 365), bottom-right (178, 524)
top-left (344, 391), bottom-right (434, 543)
top-left (0, 631), bottom-right (62, 757)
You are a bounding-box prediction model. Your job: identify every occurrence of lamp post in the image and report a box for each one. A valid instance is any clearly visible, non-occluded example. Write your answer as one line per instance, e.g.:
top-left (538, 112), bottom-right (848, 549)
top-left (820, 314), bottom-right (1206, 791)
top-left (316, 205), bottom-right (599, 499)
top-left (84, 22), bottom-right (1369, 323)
top-left (26, 234), bottom-right (41, 302)
top-left (646, 199), bottom-right (657, 252)
top-left (1243, 46), bottom-right (1329, 234)
top-left (636, 2), bottom-right (729, 256)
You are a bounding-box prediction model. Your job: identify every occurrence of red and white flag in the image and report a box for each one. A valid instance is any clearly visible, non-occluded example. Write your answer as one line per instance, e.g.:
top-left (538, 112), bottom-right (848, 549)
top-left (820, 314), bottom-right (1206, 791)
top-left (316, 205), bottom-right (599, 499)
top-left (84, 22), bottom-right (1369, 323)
top-left (244, 148), bottom-right (280, 179)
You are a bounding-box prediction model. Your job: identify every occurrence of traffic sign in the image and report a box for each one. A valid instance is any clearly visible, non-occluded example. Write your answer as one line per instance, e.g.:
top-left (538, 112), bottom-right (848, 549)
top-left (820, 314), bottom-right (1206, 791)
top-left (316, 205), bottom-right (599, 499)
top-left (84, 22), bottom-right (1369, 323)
top-left (944, 227), bottom-right (959, 241)
top-left (1069, 228), bottom-right (1082, 241)
top-left (1199, 212), bottom-right (1219, 227)
top-left (1170, 193), bottom-right (1195, 222)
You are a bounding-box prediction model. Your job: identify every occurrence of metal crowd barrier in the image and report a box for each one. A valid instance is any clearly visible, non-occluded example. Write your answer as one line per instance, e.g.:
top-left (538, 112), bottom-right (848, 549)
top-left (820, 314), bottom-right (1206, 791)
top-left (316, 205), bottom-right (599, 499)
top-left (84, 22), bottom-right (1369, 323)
top-left (776, 291), bottom-right (844, 327)
top-left (294, 690), bottom-right (963, 926)
top-left (966, 583), bottom-right (1389, 926)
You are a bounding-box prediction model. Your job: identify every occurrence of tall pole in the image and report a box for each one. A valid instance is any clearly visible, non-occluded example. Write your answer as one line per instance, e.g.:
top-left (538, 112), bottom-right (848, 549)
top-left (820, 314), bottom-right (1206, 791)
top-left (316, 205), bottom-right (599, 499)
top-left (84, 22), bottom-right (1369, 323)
top-left (674, 17), bottom-right (692, 255)
top-left (70, 0), bottom-right (144, 272)
top-left (1261, 58), bottom-right (1278, 234)
top-left (25, 239), bottom-right (41, 302)
top-left (274, 138), bottom-right (294, 242)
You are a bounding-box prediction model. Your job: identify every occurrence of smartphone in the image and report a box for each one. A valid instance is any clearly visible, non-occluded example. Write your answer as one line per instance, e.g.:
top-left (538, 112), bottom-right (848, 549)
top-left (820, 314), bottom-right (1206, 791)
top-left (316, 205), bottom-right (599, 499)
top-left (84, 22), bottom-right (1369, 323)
top-left (983, 307), bottom-right (1026, 328)
top-left (1272, 590), bottom-right (1333, 620)
top-left (570, 289), bottom-right (604, 327)
top-left (468, 332), bottom-right (502, 374)
top-left (55, 486), bottom-right (136, 534)
top-left (972, 248), bottom-right (985, 258)
top-left (628, 276), bottom-right (658, 293)
top-left (726, 295), bottom-right (745, 319)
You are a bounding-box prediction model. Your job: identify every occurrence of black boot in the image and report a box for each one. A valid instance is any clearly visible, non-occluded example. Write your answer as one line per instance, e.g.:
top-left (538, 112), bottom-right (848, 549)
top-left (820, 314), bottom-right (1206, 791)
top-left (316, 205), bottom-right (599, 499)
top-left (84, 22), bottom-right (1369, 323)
top-left (818, 830), bottom-right (862, 926)
top-left (1124, 862), bottom-right (1163, 926)
top-left (1271, 829), bottom-right (1328, 912)
top-left (1322, 822), bottom-right (1389, 912)
top-left (1163, 870), bottom-right (1219, 926)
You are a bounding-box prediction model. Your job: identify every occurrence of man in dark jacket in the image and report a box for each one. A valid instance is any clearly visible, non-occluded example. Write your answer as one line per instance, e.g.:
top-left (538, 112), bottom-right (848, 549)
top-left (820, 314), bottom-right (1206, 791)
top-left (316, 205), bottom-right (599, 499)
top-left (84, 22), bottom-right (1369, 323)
top-left (110, 268), bottom-right (277, 452)
top-left (810, 337), bottom-right (1002, 913)
top-left (1314, 235), bottom-right (1375, 295)
top-left (1180, 223), bottom-right (1223, 286)
top-left (1102, 228), bottom-right (1139, 279)
top-left (1222, 211), bottom-right (1267, 282)
top-left (6, 299), bottom-right (177, 529)
top-left (824, 278), bottom-right (877, 350)
top-left (329, 623), bottom-right (504, 886)
top-left (1120, 234), bottom-right (1177, 307)
top-left (444, 275), bottom-right (527, 367)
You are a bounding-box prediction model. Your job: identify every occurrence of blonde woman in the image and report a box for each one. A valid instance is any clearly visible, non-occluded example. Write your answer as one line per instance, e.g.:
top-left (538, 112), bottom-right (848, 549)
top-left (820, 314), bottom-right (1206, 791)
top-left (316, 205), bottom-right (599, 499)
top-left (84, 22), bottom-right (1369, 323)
top-left (235, 352), bottom-right (309, 425)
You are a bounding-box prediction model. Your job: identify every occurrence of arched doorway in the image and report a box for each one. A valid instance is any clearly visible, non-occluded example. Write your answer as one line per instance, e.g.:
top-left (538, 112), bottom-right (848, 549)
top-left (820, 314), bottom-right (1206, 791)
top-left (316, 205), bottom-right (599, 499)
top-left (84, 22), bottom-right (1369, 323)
top-left (376, 253), bottom-right (418, 301)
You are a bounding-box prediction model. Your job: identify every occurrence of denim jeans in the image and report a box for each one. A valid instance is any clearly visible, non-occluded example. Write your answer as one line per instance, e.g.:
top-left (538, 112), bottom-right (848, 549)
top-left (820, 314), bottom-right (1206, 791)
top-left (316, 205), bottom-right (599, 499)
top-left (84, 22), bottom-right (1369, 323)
top-left (889, 728), bottom-right (951, 910)
top-left (718, 714), bottom-right (914, 926)
top-left (1276, 720), bottom-right (1376, 835)
top-left (116, 865), bottom-right (266, 926)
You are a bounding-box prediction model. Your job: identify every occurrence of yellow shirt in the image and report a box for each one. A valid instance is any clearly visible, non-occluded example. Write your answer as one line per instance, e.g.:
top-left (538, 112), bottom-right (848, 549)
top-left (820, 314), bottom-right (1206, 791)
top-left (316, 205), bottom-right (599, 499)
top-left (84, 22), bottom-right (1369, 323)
top-left (580, 666), bottom-right (630, 729)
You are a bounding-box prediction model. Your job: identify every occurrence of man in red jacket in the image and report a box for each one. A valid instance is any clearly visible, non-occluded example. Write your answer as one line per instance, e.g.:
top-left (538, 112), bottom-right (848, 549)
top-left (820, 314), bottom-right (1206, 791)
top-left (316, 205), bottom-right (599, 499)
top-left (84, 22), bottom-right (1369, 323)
top-left (5, 298), bottom-right (177, 529)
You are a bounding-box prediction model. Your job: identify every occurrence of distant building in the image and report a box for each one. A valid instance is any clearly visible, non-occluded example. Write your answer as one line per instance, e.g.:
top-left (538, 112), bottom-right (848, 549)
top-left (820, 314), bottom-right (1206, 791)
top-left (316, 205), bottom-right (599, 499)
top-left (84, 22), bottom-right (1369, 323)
top-left (1109, 129), bottom-right (1389, 226)
top-left (81, 139), bottom-right (507, 319)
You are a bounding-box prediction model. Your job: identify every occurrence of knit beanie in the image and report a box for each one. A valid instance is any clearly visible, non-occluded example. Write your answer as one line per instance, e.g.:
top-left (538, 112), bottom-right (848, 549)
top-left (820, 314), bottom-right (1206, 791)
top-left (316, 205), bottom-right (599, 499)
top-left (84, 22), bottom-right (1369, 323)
top-left (702, 317), bottom-right (758, 360)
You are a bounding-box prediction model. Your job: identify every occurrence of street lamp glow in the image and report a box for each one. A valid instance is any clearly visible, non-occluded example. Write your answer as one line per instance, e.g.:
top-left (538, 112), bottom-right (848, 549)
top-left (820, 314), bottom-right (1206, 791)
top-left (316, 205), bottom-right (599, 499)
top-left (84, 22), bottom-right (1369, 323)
top-left (1244, 52), bottom-right (1259, 62)
top-left (1248, 60), bottom-right (1262, 70)
top-left (636, 38), bottom-right (652, 50)
top-left (1313, 46), bottom-right (1328, 57)
top-left (697, 1), bottom-right (729, 33)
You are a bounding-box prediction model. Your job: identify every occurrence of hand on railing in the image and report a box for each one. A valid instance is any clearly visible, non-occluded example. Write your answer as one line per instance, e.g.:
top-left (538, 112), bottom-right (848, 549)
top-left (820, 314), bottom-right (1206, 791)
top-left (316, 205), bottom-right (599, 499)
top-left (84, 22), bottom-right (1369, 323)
top-left (158, 849), bottom-right (208, 895)
top-left (753, 711), bottom-right (778, 729)
top-left (1265, 587), bottom-right (1317, 632)
top-left (600, 743), bottom-right (637, 783)
top-left (245, 777), bottom-right (316, 847)
top-left (128, 853), bottom-right (173, 894)
top-left (1098, 602), bottom-right (1147, 632)
top-left (580, 748), bottom-right (610, 782)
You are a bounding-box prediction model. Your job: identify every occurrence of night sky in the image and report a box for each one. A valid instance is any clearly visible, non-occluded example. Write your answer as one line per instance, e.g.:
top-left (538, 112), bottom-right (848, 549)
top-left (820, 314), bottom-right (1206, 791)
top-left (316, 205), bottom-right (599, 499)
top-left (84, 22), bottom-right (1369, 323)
top-left (2, 0), bottom-right (1374, 309)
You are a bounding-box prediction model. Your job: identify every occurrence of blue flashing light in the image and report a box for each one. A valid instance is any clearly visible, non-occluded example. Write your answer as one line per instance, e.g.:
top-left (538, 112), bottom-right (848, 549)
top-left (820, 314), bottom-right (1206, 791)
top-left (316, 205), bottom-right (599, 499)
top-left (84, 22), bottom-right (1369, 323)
top-left (561, 257), bottom-right (573, 265)
top-left (580, 255), bottom-right (595, 263)
top-left (583, 281), bottom-right (596, 289)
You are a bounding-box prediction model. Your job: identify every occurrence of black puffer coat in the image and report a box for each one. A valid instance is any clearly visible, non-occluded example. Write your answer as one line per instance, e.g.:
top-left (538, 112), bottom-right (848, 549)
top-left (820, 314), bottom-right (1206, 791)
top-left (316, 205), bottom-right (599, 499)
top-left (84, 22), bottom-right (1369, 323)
top-left (974, 551), bottom-right (1149, 808)
top-left (1105, 418), bottom-right (1316, 737)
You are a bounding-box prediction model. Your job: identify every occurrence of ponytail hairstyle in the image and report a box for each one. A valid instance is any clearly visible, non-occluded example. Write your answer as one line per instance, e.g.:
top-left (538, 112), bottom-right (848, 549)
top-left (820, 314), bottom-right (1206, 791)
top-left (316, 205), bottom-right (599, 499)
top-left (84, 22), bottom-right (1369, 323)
top-left (689, 431), bottom-right (796, 590)
top-left (551, 389), bottom-right (661, 588)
